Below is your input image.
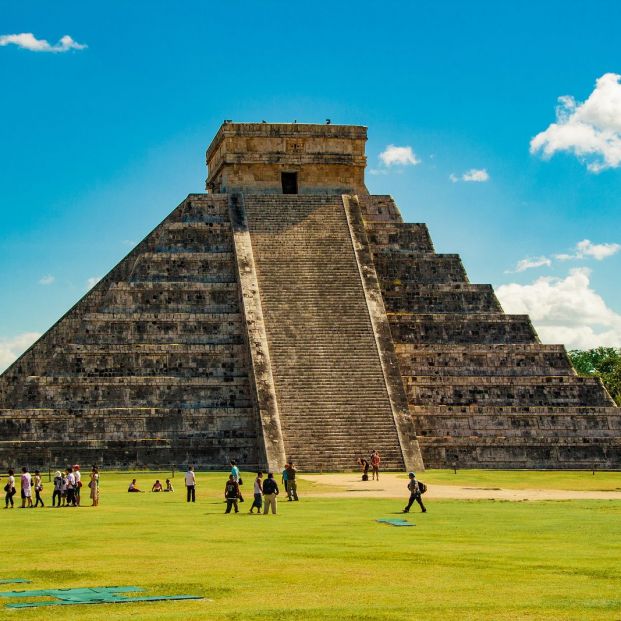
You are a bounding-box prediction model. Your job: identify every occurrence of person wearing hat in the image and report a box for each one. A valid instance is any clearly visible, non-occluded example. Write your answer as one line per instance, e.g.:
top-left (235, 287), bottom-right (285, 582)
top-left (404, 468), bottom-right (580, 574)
top-left (403, 472), bottom-right (426, 513)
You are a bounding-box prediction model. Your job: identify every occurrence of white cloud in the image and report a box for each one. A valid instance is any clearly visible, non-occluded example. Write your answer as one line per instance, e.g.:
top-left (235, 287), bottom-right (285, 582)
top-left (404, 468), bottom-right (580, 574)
top-left (0, 33), bottom-right (87, 53)
top-left (554, 239), bottom-right (621, 262)
top-left (450, 168), bottom-right (490, 183)
top-left (86, 276), bottom-right (102, 290)
top-left (530, 73), bottom-right (621, 172)
top-left (0, 332), bottom-right (41, 373)
top-left (506, 256), bottom-right (552, 273)
top-left (38, 274), bottom-right (55, 285)
top-left (497, 267), bottom-right (621, 349)
top-left (379, 145), bottom-right (420, 167)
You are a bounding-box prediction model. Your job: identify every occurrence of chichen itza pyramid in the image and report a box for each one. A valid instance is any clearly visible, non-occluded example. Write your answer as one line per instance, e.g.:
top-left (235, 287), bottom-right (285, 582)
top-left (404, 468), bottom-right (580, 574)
top-left (1, 122), bottom-right (620, 471)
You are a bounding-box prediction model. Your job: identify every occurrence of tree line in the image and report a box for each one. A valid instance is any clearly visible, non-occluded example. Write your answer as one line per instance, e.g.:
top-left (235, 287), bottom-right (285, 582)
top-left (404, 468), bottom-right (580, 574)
top-left (568, 347), bottom-right (621, 406)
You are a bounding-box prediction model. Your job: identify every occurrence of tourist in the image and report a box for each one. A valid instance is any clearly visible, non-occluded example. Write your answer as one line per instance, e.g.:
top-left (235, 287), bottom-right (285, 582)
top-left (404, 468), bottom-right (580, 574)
top-left (224, 474), bottom-right (241, 513)
top-left (60, 471), bottom-right (68, 506)
top-left (52, 471), bottom-right (62, 507)
top-left (262, 472), bottom-right (279, 515)
top-left (185, 465), bottom-right (196, 502)
top-left (230, 460), bottom-right (243, 502)
top-left (358, 456), bottom-right (370, 481)
top-left (20, 467), bottom-right (33, 508)
top-left (33, 470), bottom-right (44, 507)
top-left (4, 468), bottom-right (16, 508)
top-left (286, 462), bottom-right (299, 501)
top-left (89, 467), bottom-right (99, 507)
top-left (164, 479), bottom-right (174, 492)
top-left (403, 472), bottom-right (426, 514)
top-left (73, 465), bottom-right (82, 507)
top-left (65, 467), bottom-right (76, 506)
top-left (152, 480), bottom-right (163, 492)
top-left (128, 479), bottom-right (143, 492)
top-left (282, 463), bottom-right (289, 495)
top-left (250, 472), bottom-right (263, 514)
top-left (371, 450), bottom-right (381, 481)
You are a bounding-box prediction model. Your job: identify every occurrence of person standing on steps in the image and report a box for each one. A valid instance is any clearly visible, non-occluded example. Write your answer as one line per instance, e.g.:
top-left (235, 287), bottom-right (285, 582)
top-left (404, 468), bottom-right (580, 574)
top-left (403, 472), bottom-right (427, 514)
top-left (370, 450), bottom-right (381, 481)
top-left (286, 462), bottom-right (299, 501)
top-left (262, 472), bottom-right (279, 515)
top-left (185, 465), bottom-right (196, 503)
top-left (250, 472), bottom-right (263, 514)
top-left (224, 474), bottom-right (241, 513)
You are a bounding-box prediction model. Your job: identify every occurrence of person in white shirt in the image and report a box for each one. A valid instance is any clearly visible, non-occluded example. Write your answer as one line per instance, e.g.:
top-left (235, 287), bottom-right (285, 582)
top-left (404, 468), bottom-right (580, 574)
top-left (20, 467), bottom-right (33, 508)
top-left (4, 468), bottom-right (16, 508)
top-left (185, 465), bottom-right (196, 503)
top-left (33, 470), bottom-right (44, 508)
top-left (250, 472), bottom-right (263, 514)
top-left (73, 465), bottom-right (82, 506)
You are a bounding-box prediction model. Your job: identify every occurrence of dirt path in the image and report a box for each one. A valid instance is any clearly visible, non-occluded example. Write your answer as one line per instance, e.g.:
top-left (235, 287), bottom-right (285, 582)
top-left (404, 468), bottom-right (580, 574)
top-left (300, 473), bottom-right (621, 501)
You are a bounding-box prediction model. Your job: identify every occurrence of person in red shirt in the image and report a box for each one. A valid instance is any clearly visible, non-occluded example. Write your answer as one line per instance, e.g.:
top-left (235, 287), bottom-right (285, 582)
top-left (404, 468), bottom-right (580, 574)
top-left (370, 450), bottom-right (381, 481)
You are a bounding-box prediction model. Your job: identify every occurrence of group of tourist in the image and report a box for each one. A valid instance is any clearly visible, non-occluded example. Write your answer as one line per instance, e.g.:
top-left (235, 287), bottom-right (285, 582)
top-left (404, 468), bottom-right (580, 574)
top-left (3, 465), bottom-right (100, 509)
top-left (357, 449), bottom-right (382, 481)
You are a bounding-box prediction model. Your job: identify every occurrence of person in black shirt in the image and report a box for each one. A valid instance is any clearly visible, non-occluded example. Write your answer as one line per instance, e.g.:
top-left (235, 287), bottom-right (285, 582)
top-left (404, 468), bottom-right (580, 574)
top-left (262, 472), bottom-right (279, 515)
top-left (403, 472), bottom-right (426, 513)
top-left (224, 475), bottom-right (240, 513)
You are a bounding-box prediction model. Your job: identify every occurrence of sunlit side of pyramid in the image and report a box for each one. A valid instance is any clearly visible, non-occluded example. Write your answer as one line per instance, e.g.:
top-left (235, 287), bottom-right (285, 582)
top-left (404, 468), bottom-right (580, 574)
top-left (0, 122), bottom-right (619, 470)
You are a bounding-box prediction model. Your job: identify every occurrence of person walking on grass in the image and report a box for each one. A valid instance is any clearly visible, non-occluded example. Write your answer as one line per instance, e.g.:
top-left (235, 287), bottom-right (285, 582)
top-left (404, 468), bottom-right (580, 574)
top-left (224, 474), bottom-right (241, 514)
top-left (21, 467), bottom-right (33, 509)
top-left (4, 468), bottom-right (16, 509)
top-left (403, 472), bottom-right (427, 514)
top-left (230, 460), bottom-right (244, 502)
top-left (262, 472), bottom-right (279, 515)
top-left (185, 465), bottom-right (196, 503)
top-left (52, 471), bottom-right (62, 507)
top-left (286, 462), bottom-right (299, 501)
top-left (371, 450), bottom-right (381, 481)
top-left (250, 472), bottom-right (263, 514)
top-left (33, 470), bottom-right (44, 507)
top-left (89, 467), bottom-right (99, 507)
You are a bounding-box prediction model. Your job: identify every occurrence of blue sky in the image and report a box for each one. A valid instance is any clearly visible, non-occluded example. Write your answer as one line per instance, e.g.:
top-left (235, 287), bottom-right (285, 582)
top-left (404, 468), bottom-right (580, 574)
top-left (2, 1), bottom-right (621, 368)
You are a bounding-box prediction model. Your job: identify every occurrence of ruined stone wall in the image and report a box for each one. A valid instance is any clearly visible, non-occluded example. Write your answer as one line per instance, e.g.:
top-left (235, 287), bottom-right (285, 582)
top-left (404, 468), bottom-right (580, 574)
top-left (0, 195), bottom-right (263, 469)
top-left (361, 195), bottom-right (621, 469)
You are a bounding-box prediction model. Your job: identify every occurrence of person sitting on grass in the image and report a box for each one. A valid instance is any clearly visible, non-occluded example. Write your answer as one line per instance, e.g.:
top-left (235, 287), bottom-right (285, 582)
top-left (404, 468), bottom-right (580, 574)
top-left (164, 479), bottom-right (174, 492)
top-left (224, 474), bottom-right (241, 514)
top-left (128, 479), bottom-right (144, 493)
top-left (152, 480), bottom-right (163, 492)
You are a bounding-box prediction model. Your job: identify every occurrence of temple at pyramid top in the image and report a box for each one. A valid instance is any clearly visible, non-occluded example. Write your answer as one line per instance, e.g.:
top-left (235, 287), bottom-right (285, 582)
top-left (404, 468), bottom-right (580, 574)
top-left (205, 122), bottom-right (368, 195)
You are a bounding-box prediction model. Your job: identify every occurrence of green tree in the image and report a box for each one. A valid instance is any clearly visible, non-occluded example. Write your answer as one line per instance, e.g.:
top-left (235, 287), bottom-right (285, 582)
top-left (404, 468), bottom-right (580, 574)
top-left (568, 347), bottom-right (621, 405)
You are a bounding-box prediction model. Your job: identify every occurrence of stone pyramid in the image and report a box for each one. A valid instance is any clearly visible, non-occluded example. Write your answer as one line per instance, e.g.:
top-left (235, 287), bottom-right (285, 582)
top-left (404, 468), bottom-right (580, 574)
top-left (1, 122), bottom-right (619, 470)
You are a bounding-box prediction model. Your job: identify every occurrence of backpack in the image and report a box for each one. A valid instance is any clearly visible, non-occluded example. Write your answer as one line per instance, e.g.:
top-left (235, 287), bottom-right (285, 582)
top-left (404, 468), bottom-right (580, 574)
top-left (417, 481), bottom-right (427, 494)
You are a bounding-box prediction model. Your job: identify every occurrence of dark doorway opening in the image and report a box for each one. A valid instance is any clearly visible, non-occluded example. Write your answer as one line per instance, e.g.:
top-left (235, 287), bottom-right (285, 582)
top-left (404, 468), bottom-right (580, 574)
top-left (281, 172), bottom-right (298, 194)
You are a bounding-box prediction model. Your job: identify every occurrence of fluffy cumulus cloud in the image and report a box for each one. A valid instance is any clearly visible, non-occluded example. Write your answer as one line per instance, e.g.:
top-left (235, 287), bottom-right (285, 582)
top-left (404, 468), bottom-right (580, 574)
top-left (0, 33), bottom-right (86, 53)
top-left (450, 168), bottom-right (490, 183)
top-left (555, 239), bottom-right (621, 261)
top-left (530, 73), bottom-right (621, 172)
top-left (378, 145), bottom-right (420, 167)
top-left (0, 332), bottom-right (41, 373)
top-left (497, 268), bottom-right (621, 349)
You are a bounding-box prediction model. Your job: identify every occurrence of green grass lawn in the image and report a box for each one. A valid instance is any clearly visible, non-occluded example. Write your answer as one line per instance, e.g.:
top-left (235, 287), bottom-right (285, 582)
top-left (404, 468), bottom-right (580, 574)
top-left (1, 471), bottom-right (620, 620)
